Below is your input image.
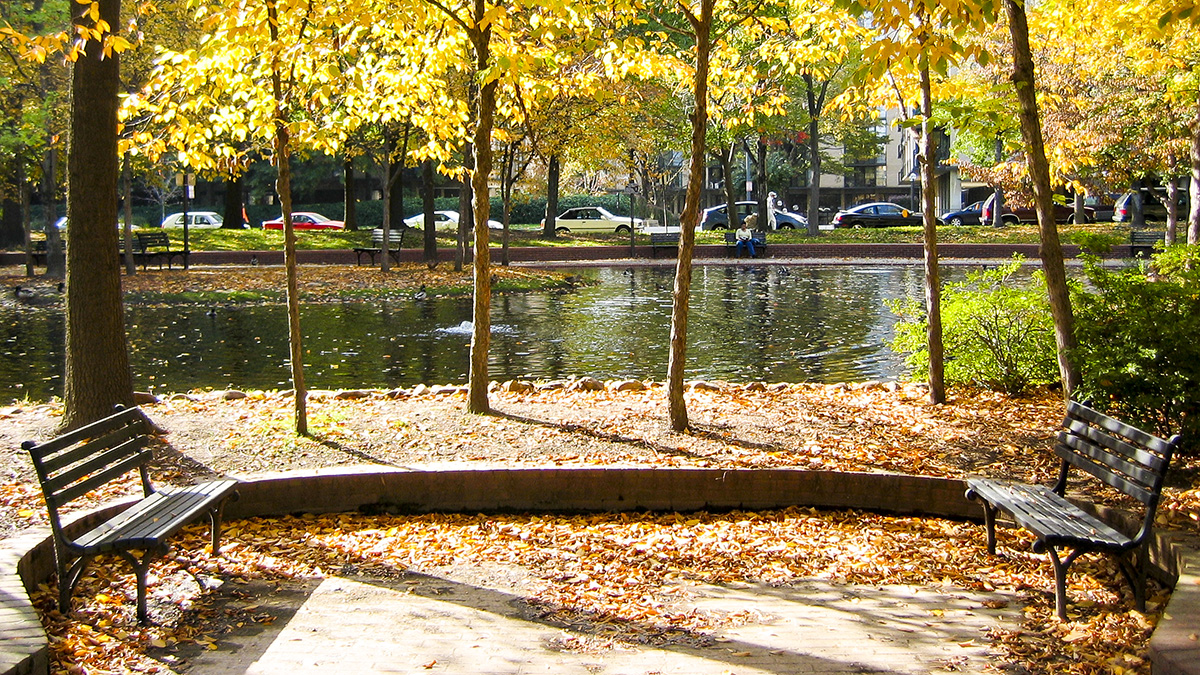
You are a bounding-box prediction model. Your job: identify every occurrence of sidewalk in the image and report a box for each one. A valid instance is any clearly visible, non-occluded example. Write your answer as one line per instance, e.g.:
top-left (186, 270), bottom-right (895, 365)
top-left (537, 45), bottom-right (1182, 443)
top-left (184, 572), bottom-right (1021, 675)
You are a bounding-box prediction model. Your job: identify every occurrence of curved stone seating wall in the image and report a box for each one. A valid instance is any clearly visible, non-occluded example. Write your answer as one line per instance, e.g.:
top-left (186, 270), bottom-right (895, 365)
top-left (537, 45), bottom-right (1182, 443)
top-left (3, 467), bottom-right (1197, 675)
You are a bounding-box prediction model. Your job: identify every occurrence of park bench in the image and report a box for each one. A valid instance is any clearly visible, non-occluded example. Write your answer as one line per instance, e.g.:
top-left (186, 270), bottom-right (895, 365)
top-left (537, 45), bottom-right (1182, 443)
top-left (1129, 229), bottom-right (1165, 259)
top-left (23, 406), bottom-right (238, 623)
top-left (724, 230), bottom-right (767, 257)
top-left (134, 230), bottom-right (188, 270)
top-left (965, 400), bottom-right (1180, 620)
top-left (353, 228), bottom-right (407, 265)
top-left (650, 232), bottom-right (680, 257)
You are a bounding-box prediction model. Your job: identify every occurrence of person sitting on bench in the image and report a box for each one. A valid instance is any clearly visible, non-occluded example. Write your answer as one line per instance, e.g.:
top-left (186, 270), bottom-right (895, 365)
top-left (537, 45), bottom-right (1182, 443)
top-left (735, 217), bottom-right (757, 258)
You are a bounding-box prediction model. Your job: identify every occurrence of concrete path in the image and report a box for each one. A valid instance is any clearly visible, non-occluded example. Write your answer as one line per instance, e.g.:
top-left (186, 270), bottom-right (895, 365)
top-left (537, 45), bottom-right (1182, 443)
top-left (184, 572), bottom-right (1021, 675)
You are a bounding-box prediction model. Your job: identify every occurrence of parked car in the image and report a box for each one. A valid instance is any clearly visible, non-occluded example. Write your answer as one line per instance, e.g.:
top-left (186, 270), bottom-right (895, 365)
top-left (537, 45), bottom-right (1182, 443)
top-left (1112, 190), bottom-right (1187, 223)
top-left (981, 194), bottom-right (1093, 225)
top-left (161, 211), bottom-right (226, 229)
top-left (262, 212), bottom-right (345, 230)
top-left (403, 210), bottom-right (502, 231)
top-left (939, 201), bottom-right (984, 227)
top-left (541, 206), bottom-right (647, 234)
top-left (830, 202), bottom-right (925, 228)
top-left (699, 201), bottom-right (807, 230)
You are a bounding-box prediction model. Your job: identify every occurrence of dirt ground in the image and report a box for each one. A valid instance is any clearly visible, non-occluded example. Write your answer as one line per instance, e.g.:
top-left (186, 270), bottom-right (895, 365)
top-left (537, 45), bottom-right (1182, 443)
top-left (4, 381), bottom-right (1197, 541)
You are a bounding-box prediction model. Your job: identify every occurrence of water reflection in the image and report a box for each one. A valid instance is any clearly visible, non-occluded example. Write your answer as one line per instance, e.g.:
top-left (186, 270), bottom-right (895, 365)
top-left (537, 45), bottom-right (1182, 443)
top-left (0, 265), bottom-right (940, 401)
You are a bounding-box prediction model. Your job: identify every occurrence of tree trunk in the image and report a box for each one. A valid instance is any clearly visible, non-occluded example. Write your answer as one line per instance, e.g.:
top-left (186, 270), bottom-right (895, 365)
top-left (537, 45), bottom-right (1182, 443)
top-left (344, 158), bottom-right (358, 231)
top-left (667, 0), bottom-right (715, 432)
top-left (500, 144), bottom-right (513, 267)
top-left (268, 0), bottom-right (306, 435)
top-left (1073, 191), bottom-right (1085, 226)
top-left (42, 147), bottom-right (64, 278)
top-left (1190, 95), bottom-right (1200, 245)
top-left (1166, 177), bottom-right (1180, 245)
top-left (1005, 0), bottom-right (1080, 396)
top-left (544, 154), bottom-right (560, 238)
top-left (223, 173), bottom-right (244, 229)
top-left (121, 154), bottom-right (135, 275)
top-left (806, 86), bottom-right (822, 236)
top-left (918, 63), bottom-right (945, 404)
top-left (718, 145), bottom-right (736, 230)
top-left (61, 0), bottom-right (133, 431)
top-left (756, 137), bottom-right (768, 231)
top-left (20, 161), bottom-right (33, 278)
top-left (467, 9), bottom-right (497, 415)
top-left (380, 138), bottom-right (394, 273)
top-left (422, 158), bottom-right (437, 266)
top-left (456, 142), bottom-right (472, 272)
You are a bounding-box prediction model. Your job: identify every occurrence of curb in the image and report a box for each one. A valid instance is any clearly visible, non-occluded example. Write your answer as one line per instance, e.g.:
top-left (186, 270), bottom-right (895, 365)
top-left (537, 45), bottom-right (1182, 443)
top-left (2, 467), bottom-right (1196, 675)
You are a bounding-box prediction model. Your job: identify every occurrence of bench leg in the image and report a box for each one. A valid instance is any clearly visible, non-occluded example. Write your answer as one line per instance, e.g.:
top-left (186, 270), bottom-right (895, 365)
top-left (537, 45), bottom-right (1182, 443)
top-left (114, 546), bottom-right (166, 624)
top-left (1116, 548), bottom-right (1148, 612)
top-left (56, 550), bottom-right (93, 616)
top-left (964, 489), bottom-right (1000, 554)
top-left (1045, 546), bottom-right (1084, 621)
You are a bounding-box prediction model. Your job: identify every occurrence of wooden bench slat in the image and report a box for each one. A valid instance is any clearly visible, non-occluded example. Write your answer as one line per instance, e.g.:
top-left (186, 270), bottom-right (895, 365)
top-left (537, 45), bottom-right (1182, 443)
top-left (1062, 417), bottom-right (1169, 474)
top-left (1056, 442), bottom-right (1155, 504)
top-left (36, 422), bottom-right (145, 475)
top-left (25, 408), bottom-right (148, 460)
top-left (48, 450), bottom-right (150, 508)
top-left (966, 479), bottom-right (1130, 548)
top-left (1067, 401), bottom-right (1177, 455)
top-left (74, 481), bottom-right (238, 552)
top-left (1056, 431), bottom-right (1161, 494)
top-left (42, 435), bottom-right (148, 497)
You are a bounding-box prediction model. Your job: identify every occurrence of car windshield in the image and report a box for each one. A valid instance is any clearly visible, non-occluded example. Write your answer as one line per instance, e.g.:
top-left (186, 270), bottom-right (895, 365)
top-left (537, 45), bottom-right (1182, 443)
top-left (307, 214), bottom-right (331, 223)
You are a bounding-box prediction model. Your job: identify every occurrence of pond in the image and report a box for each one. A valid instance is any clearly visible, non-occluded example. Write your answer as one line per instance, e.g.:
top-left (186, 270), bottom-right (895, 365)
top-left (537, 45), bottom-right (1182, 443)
top-left (0, 265), bottom-right (942, 402)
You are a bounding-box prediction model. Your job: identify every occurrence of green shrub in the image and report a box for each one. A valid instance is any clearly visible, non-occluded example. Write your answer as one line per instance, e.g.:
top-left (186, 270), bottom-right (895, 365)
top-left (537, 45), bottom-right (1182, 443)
top-left (1072, 251), bottom-right (1200, 453)
top-left (889, 256), bottom-right (1059, 394)
top-left (1070, 231), bottom-right (1123, 255)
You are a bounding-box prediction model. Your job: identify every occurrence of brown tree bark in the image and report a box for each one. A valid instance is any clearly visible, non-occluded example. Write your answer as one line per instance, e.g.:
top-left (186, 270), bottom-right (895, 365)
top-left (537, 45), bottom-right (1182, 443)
top-left (467, 0), bottom-right (497, 415)
top-left (422, 158), bottom-right (438, 266)
top-left (268, 0), bottom-right (306, 434)
top-left (1190, 95), bottom-right (1200, 245)
top-left (343, 158), bottom-right (357, 231)
top-left (804, 73), bottom-right (825, 237)
top-left (1005, 0), bottom-right (1080, 396)
top-left (61, 0), bottom-right (134, 431)
top-left (121, 154), bottom-right (135, 275)
top-left (224, 173), bottom-right (245, 229)
top-left (918, 63), bottom-right (945, 404)
top-left (667, 0), bottom-right (715, 432)
top-left (544, 155), bottom-right (560, 238)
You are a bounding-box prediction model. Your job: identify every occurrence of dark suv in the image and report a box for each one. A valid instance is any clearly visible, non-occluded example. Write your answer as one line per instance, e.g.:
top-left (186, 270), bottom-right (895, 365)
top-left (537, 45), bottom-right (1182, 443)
top-left (981, 194), bottom-right (1093, 225)
top-left (1112, 191), bottom-right (1187, 222)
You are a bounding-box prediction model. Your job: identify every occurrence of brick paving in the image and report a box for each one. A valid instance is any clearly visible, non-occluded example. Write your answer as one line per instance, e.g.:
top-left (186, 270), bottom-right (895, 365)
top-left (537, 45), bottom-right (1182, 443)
top-left (185, 573), bottom-right (1021, 675)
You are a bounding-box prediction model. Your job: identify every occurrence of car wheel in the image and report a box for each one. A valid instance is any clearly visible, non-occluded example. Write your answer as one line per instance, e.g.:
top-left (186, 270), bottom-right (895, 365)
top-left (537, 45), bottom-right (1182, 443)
top-left (616, 225), bottom-right (631, 234)
top-left (780, 224), bottom-right (795, 230)
top-left (1002, 215), bottom-right (1019, 226)
top-left (556, 226), bottom-right (570, 234)
top-left (713, 225), bottom-right (726, 231)
top-left (949, 216), bottom-right (963, 227)
top-left (851, 222), bottom-right (864, 229)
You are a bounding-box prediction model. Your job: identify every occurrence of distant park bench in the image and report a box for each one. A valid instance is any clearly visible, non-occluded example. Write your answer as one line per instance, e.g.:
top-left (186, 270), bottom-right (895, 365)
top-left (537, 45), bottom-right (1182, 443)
top-left (649, 232), bottom-right (679, 257)
top-left (135, 230), bottom-right (188, 270)
top-left (724, 230), bottom-right (767, 257)
top-left (24, 406), bottom-right (238, 623)
top-left (965, 401), bottom-right (1179, 620)
top-left (1129, 230), bottom-right (1165, 259)
top-left (354, 228), bottom-right (407, 265)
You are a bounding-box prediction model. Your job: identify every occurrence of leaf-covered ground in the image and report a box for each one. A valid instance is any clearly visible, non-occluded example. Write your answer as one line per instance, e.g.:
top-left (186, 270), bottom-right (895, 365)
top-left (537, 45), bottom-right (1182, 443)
top-left (2, 384), bottom-right (1197, 675)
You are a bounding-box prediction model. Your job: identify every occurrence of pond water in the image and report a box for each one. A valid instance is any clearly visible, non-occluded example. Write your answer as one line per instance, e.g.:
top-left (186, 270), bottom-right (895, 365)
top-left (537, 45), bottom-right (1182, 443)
top-left (0, 265), bottom-right (944, 402)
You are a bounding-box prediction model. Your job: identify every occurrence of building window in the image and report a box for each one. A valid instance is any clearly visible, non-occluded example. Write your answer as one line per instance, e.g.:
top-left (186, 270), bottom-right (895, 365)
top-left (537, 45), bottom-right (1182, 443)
top-left (846, 166), bottom-right (882, 187)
